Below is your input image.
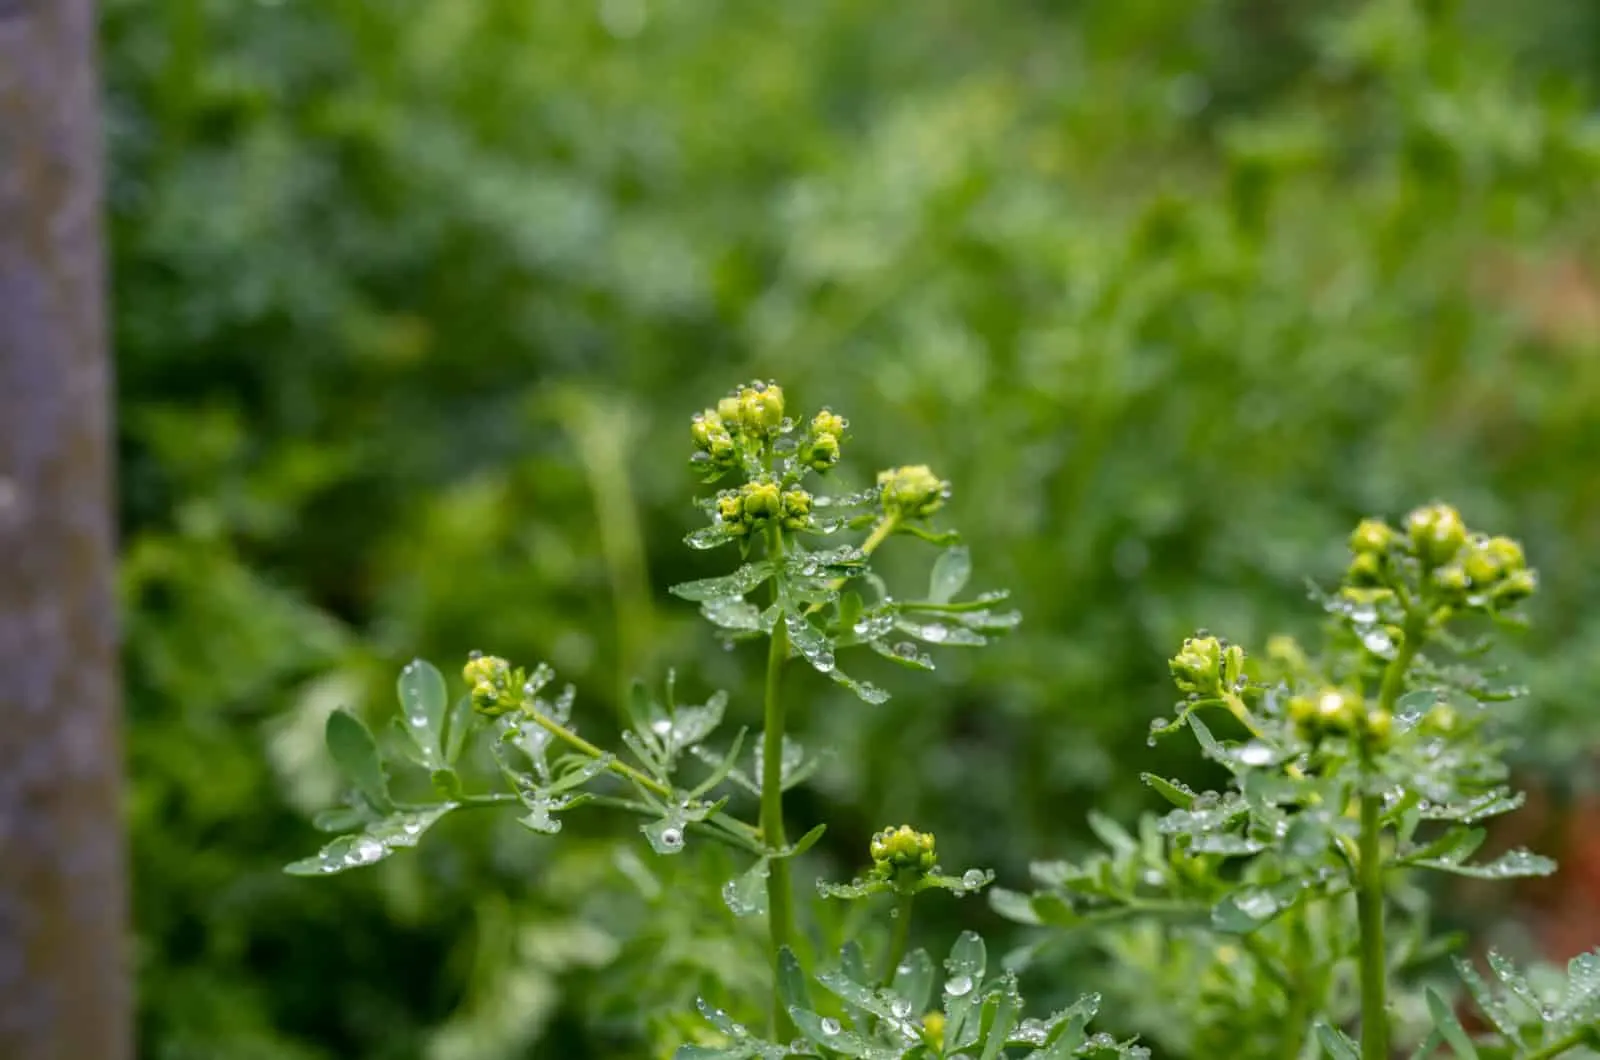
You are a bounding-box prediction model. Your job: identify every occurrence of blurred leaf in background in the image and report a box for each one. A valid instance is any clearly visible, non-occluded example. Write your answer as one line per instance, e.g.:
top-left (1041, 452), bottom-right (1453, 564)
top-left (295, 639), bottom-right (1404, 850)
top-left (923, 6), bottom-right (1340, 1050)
top-left (108, 0), bottom-right (1600, 1056)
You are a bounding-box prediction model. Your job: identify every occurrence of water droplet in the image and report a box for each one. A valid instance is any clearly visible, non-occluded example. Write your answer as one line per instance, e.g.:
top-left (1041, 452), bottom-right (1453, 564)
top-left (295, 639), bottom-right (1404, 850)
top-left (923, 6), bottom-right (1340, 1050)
top-left (350, 837), bottom-right (384, 865)
top-left (651, 718), bottom-right (673, 736)
top-left (944, 974), bottom-right (973, 997)
top-left (1236, 742), bottom-right (1273, 766)
top-left (661, 827), bottom-right (683, 848)
top-left (820, 1017), bottom-right (841, 1036)
top-left (468, 650), bottom-right (483, 660)
top-left (891, 998), bottom-right (911, 1018)
top-left (813, 652), bottom-right (836, 673)
top-left (961, 869), bottom-right (986, 888)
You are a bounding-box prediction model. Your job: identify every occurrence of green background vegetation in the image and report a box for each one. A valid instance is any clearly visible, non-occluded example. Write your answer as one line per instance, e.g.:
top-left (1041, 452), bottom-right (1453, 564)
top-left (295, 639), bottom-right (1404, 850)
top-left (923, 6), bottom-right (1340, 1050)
top-left (110, 0), bottom-right (1600, 1056)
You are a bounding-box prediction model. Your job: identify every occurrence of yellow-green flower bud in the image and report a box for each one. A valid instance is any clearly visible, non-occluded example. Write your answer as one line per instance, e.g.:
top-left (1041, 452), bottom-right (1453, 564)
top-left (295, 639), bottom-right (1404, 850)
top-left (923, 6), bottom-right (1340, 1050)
top-left (1350, 518), bottom-right (1395, 555)
top-left (878, 464), bottom-right (948, 520)
top-left (463, 652), bottom-right (516, 716)
top-left (1363, 708), bottom-right (1393, 747)
top-left (717, 395), bottom-right (742, 425)
top-left (742, 480), bottom-right (782, 521)
top-left (870, 824), bottom-right (937, 875)
top-left (716, 491), bottom-right (746, 533)
top-left (462, 651), bottom-right (508, 688)
top-left (1422, 703), bottom-right (1458, 735)
top-left (1493, 569), bottom-right (1537, 605)
top-left (781, 488), bottom-right (812, 530)
top-left (1314, 689), bottom-right (1359, 734)
top-left (1483, 536), bottom-right (1526, 572)
top-left (690, 410), bottom-right (723, 449)
top-left (811, 409), bottom-right (847, 439)
top-left (1405, 503), bottom-right (1467, 568)
top-left (1170, 635), bottom-right (1224, 697)
top-left (1434, 563), bottom-right (1470, 598)
top-left (1287, 694), bottom-right (1317, 733)
top-left (1347, 550), bottom-right (1383, 586)
top-left (922, 1012), bottom-right (946, 1050)
top-left (738, 382), bottom-right (785, 432)
top-left (803, 431), bottom-right (841, 472)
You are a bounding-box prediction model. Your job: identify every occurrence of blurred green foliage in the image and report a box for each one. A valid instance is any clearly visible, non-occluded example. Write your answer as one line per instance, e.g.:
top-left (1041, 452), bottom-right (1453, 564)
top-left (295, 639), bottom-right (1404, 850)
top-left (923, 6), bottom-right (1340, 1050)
top-left (109, 0), bottom-right (1600, 1056)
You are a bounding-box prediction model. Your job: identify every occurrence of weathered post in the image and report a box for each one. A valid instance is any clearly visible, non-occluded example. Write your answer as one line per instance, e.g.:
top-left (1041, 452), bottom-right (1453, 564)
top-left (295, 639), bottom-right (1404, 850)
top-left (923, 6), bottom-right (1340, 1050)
top-left (0, 0), bottom-right (129, 1056)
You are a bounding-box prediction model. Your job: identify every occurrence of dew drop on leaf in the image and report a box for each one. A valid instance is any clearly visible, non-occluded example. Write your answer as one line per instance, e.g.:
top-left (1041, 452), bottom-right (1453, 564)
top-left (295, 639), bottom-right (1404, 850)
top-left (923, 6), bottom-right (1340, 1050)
top-left (944, 974), bottom-right (973, 997)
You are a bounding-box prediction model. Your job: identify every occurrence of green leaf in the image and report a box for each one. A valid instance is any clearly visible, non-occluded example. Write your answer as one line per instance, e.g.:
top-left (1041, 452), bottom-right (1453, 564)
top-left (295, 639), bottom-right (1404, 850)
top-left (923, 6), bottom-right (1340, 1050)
top-left (325, 709), bottom-right (391, 811)
top-left (1087, 810), bottom-right (1137, 858)
top-left (691, 727), bottom-right (747, 798)
top-left (943, 931), bottom-right (987, 1045)
top-left (891, 948), bottom-right (936, 1014)
top-left (442, 693), bottom-right (474, 765)
top-left (1211, 885), bottom-right (1291, 934)
top-left (721, 858), bottom-right (769, 917)
top-left (285, 805), bottom-right (455, 876)
top-left (929, 545), bottom-right (971, 603)
top-left (780, 822), bottom-right (827, 859)
top-left (397, 659), bottom-right (447, 765)
top-left (776, 947), bottom-right (811, 1015)
top-left (1427, 987), bottom-right (1480, 1057)
top-left (1410, 848), bottom-right (1556, 879)
top-left (1141, 773), bottom-right (1197, 809)
top-left (988, 887), bottom-right (1042, 926)
top-left (790, 1008), bottom-right (871, 1056)
top-left (1314, 1023), bottom-right (1360, 1060)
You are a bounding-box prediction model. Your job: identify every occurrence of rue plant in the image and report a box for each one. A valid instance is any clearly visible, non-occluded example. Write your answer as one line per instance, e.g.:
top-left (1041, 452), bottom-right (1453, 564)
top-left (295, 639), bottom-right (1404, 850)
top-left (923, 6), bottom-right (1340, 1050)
top-left (287, 381), bottom-right (1143, 1059)
top-left (286, 385), bottom-right (1595, 1058)
top-left (994, 503), bottom-right (1600, 1059)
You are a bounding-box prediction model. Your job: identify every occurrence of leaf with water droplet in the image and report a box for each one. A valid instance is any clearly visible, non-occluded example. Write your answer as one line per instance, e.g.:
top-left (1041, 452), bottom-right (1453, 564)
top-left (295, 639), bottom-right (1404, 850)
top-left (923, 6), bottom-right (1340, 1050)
top-left (784, 611), bottom-right (836, 674)
top-left (685, 525), bottom-right (736, 550)
top-left (1426, 987), bottom-right (1480, 1057)
top-left (831, 669), bottom-right (891, 705)
top-left (943, 931), bottom-right (987, 1044)
top-left (869, 638), bottom-right (935, 670)
top-left (1211, 886), bottom-right (1287, 933)
top-left (1410, 847), bottom-right (1555, 879)
top-left (284, 804), bottom-right (455, 875)
top-left (722, 858), bottom-right (770, 917)
top-left (929, 545), bottom-right (972, 604)
top-left (892, 948), bottom-right (936, 1014)
top-left (642, 812), bottom-right (689, 855)
top-left (397, 659), bottom-right (447, 766)
top-left (670, 561), bottom-right (775, 601)
top-left (702, 596), bottom-right (763, 632)
top-left (776, 947), bottom-right (811, 1015)
top-left (894, 617), bottom-right (987, 646)
top-left (325, 708), bottom-right (391, 812)
top-left (790, 1008), bottom-right (874, 1057)
top-left (1450, 955), bottom-right (1521, 1040)
top-left (442, 693), bottom-right (475, 765)
top-left (1141, 773), bottom-right (1197, 809)
top-left (1314, 1023), bottom-right (1360, 1060)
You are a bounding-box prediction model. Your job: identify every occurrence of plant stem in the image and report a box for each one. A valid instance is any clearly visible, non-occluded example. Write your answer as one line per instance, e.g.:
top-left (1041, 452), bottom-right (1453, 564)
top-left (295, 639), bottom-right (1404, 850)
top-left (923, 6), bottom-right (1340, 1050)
top-left (1525, 1025), bottom-right (1600, 1060)
top-left (520, 706), bottom-right (762, 841)
top-left (1357, 623), bottom-right (1422, 1060)
top-left (881, 893), bottom-right (915, 987)
top-left (1356, 789), bottom-right (1387, 1060)
top-left (762, 524), bottom-right (797, 1038)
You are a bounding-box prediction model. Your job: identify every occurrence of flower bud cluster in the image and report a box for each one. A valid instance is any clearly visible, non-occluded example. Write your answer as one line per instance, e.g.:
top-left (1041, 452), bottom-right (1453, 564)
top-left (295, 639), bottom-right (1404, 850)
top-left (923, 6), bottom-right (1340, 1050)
top-left (800, 408), bottom-right (847, 472)
top-left (715, 479), bottom-right (813, 534)
top-left (1287, 688), bottom-right (1391, 749)
top-left (463, 651), bottom-right (516, 717)
top-left (1169, 634), bottom-right (1247, 699)
top-left (869, 824), bottom-right (937, 879)
top-left (1344, 504), bottom-right (1536, 613)
top-left (877, 464), bottom-right (949, 520)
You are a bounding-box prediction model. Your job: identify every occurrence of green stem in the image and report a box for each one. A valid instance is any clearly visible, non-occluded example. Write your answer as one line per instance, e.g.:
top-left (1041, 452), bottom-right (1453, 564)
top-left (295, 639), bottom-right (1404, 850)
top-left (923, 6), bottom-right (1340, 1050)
top-left (1525, 1024), bottom-right (1600, 1060)
top-left (1358, 621), bottom-right (1422, 1060)
top-left (520, 706), bottom-right (762, 842)
top-left (1356, 790), bottom-right (1387, 1060)
top-left (881, 893), bottom-right (915, 987)
top-left (762, 524), bottom-right (797, 1039)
